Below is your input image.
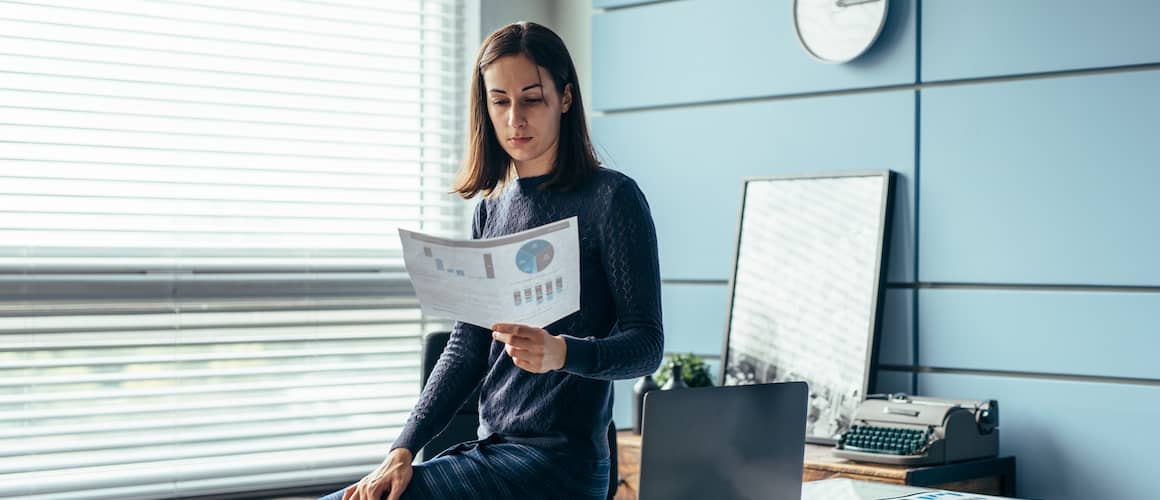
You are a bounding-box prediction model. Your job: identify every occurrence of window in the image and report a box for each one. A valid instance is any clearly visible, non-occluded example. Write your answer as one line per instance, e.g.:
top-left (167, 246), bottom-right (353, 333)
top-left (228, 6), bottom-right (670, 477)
top-left (0, 0), bottom-right (466, 497)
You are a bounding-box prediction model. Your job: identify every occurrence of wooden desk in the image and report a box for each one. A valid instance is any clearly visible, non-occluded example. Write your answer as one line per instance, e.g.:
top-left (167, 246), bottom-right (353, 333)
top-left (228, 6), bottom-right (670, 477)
top-left (614, 431), bottom-right (1016, 500)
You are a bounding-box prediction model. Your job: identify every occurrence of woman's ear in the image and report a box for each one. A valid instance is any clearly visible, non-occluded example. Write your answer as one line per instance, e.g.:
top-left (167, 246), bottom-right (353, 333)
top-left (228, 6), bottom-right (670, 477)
top-left (561, 83), bottom-right (572, 113)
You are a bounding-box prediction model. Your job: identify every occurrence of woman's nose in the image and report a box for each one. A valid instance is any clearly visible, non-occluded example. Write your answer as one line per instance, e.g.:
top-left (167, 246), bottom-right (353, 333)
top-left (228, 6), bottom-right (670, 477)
top-left (508, 103), bottom-right (526, 128)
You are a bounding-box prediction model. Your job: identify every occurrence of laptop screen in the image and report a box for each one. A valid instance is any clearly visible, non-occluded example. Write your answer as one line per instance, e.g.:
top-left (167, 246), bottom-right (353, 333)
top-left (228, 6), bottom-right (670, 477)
top-left (638, 381), bottom-right (809, 500)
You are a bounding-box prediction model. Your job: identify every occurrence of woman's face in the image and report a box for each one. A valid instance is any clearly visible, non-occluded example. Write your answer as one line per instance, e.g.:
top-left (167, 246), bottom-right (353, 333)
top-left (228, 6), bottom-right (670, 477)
top-left (482, 54), bottom-right (571, 173)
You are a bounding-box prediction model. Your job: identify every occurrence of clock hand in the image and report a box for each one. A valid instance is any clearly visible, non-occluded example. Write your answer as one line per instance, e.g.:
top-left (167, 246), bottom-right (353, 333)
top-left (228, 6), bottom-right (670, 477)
top-left (836, 0), bottom-right (882, 7)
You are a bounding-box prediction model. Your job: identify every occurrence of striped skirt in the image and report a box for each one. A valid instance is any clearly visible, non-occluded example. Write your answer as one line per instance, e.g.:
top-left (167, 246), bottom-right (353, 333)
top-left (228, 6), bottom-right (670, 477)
top-left (319, 434), bottom-right (610, 500)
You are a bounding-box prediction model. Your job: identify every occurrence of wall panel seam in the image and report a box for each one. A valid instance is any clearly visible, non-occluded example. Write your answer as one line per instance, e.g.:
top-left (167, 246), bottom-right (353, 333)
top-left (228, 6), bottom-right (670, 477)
top-left (879, 365), bottom-right (1160, 387)
top-left (595, 63), bottom-right (1160, 116)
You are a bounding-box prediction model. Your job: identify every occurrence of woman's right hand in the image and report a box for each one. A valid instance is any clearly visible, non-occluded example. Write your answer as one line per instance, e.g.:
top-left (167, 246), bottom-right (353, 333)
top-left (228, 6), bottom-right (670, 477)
top-left (342, 448), bottom-right (414, 500)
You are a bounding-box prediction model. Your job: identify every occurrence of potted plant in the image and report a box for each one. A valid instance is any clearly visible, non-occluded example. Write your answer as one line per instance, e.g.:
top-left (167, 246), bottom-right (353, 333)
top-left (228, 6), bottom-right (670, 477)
top-left (653, 352), bottom-right (715, 388)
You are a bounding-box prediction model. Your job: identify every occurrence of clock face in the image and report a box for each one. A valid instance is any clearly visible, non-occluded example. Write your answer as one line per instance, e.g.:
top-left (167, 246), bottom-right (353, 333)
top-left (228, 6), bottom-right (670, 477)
top-left (794, 0), bottom-right (889, 64)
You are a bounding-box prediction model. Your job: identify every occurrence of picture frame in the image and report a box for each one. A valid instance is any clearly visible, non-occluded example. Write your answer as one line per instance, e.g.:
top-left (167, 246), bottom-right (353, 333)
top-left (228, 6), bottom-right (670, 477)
top-left (719, 170), bottom-right (895, 445)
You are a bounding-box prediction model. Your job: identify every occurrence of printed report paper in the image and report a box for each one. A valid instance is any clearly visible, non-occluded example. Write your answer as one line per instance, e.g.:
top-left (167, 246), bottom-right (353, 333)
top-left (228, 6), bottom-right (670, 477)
top-left (398, 216), bottom-right (580, 329)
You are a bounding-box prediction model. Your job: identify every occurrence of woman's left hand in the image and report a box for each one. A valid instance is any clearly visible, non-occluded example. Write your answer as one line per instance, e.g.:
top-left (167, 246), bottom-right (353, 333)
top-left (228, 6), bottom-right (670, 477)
top-left (491, 323), bottom-right (568, 373)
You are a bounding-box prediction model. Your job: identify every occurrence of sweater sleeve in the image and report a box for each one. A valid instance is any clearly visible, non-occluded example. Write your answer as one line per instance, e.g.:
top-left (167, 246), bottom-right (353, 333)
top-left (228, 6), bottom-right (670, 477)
top-left (559, 178), bottom-right (664, 380)
top-left (391, 201), bottom-right (491, 454)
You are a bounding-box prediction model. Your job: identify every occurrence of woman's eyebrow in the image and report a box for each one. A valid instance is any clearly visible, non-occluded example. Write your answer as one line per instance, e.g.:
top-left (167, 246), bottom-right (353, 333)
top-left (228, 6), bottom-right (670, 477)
top-left (488, 83), bottom-right (544, 94)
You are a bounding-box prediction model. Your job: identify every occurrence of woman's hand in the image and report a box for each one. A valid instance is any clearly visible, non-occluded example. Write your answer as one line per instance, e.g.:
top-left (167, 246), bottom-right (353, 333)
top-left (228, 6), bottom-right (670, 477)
top-left (491, 323), bottom-right (567, 373)
top-left (343, 448), bottom-right (413, 500)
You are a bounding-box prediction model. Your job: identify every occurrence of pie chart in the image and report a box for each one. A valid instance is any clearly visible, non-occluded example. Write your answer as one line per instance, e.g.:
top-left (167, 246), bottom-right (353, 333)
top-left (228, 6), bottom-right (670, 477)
top-left (515, 239), bottom-right (554, 274)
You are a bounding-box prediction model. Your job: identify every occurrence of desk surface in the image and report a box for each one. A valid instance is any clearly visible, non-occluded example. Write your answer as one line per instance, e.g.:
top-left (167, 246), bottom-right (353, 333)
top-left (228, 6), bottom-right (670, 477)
top-left (615, 431), bottom-right (1016, 500)
top-left (803, 478), bottom-right (1020, 500)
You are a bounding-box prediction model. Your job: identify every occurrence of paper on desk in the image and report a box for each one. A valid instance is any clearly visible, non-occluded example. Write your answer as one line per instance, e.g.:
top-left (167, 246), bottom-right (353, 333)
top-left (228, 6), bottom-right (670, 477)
top-left (801, 478), bottom-right (1018, 500)
top-left (398, 216), bottom-right (580, 329)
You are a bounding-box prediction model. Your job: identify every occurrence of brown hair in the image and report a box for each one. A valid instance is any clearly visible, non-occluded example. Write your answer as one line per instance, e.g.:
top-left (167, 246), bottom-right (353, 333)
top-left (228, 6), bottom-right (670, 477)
top-left (452, 22), bottom-right (600, 198)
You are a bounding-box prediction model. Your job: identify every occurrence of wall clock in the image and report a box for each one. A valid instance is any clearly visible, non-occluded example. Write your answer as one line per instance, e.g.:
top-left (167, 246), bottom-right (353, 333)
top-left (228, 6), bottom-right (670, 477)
top-left (794, 0), bottom-right (889, 63)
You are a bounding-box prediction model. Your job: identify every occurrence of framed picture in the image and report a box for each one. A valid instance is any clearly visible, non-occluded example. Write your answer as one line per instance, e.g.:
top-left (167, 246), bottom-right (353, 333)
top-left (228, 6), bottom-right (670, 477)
top-left (720, 171), bottom-right (895, 444)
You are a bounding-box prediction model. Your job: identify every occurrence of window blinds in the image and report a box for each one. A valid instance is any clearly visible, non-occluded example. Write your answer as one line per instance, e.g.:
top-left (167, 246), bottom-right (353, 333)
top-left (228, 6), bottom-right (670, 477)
top-left (0, 0), bottom-right (466, 498)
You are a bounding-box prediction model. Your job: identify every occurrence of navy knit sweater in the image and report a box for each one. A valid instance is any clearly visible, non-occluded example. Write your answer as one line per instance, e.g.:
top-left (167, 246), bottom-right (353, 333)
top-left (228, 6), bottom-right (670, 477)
top-left (392, 167), bottom-right (664, 460)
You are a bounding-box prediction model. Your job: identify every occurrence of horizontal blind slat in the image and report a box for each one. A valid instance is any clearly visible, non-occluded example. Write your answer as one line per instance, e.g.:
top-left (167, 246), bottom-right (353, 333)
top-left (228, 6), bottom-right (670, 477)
top-left (0, 374), bottom-right (419, 404)
top-left (1, 444), bottom-right (400, 497)
top-left (3, 344), bottom-right (420, 369)
top-left (0, 84), bottom-right (459, 121)
top-left (0, 13), bottom-right (441, 61)
top-left (0, 160), bottom-right (461, 181)
top-left (0, 391), bottom-right (417, 425)
top-left (0, 127), bottom-right (456, 160)
top-left (1, 411), bottom-right (418, 459)
top-left (0, 36), bottom-right (461, 87)
top-left (0, 111), bottom-right (460, 149)
top-left (0, 395), bottom-right (417, 437)
top-left (0, 423), bottom-right (410, 474)
top-left (0, 307), bottom-right (424, 331)
top-left (2, 0), bottom-right (457, 45)
top-left (0, 324), bottom-right (438, 350)
top-left (0, 88), bottom-right (461, 128)
top-left (154, 0), bottom-right (460, 23)
top-left (0, 143), bottom-right (462, 173)
top-left (1, 358), bottom-right (418, 387)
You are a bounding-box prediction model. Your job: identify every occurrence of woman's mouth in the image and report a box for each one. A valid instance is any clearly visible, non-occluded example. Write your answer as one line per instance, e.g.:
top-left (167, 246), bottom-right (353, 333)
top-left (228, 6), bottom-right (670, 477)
top-left (510, 136), bottom-right (532, 145)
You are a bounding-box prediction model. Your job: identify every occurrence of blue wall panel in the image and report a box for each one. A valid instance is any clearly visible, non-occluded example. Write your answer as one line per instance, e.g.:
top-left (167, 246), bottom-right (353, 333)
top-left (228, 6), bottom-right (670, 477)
top-left (920, 70), bottom-right (1160, 286)
top-left (592, 0), bottom-right (658, 8)
top-left (592, 0), bottom-right (916, 111)
top-left (877, 289), bottom-right (913, 367)
top-left (613, 378), bottom-right (633, 430)
top-left (661, 283), bottom-right (728, 356)
top-left (874, 369), bottom-right (913, 395)
top-left (593, 90), bottom-right (916, 283)
top-left (922, 0), bottom-right (1160, 82)
top-left (918, 289), bottom-right (1160, 380)
top-left (920, 373), bottom-right (1160, 500)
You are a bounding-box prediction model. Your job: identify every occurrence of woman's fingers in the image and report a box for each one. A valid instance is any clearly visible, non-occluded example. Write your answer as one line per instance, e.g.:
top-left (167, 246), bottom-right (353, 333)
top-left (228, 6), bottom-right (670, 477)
top-left (348, 475), bottom-right (385, 500)
top-left (384, 480), bottom-right (404, 500)
top-left (491, 322), bottom-right (530, 335)
top-left (491, 329), bottom-right (538, 348)
top-left (503, 341), bottom-right (540, 356)
top-left (492, 326), bottom-right (545, 351)
top-left (491, 323), bottom-right (564, 373)
top-left (357, 481), bottom-right (374, 500)
top-left (343, 452), bottom-right (412, 500)
top-left (491, 331), bottom-right (525, 347)
top-left (504, 339), bottom-right (549, 372)
top-left (384, 464), bottom-right (412, 500)
top-left (511, 355), bottom-right (537, 372)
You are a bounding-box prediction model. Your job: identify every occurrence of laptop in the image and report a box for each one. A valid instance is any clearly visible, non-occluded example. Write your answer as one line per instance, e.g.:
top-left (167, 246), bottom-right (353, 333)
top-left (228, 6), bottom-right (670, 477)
top-left (637, 381), bottom-right (809, 500)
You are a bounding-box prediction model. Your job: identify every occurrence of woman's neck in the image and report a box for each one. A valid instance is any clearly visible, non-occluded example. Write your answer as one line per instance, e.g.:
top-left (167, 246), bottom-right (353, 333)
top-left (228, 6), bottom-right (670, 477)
top-left (513, 140), bottom-right (558, 178)
top-left (515, 160), bottom-right (554, 178)
top-left (514, 162), bottom-right (552, 178)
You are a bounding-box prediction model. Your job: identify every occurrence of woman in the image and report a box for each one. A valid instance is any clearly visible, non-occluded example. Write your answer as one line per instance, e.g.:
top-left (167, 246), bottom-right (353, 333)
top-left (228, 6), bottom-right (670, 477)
top-left (325, 21), bottom-right (663, 500)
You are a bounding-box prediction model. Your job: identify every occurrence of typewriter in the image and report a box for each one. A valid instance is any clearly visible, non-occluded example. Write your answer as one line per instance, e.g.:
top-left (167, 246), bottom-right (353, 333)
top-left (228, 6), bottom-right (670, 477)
top-left (833, 393), bottom-right (999, 466)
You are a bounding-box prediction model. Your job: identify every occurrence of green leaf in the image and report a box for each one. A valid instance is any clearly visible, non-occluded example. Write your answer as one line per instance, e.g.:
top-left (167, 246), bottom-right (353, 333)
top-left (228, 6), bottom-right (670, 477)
top-left (653, 352), bottom-right (715, 388)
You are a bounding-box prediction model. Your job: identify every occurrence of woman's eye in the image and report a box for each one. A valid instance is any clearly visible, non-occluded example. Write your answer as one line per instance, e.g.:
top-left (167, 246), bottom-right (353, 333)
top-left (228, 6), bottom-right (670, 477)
top-left (524, 98), bottom-right (543, 104)
top-left (491, 100), bottom-right (508, 105)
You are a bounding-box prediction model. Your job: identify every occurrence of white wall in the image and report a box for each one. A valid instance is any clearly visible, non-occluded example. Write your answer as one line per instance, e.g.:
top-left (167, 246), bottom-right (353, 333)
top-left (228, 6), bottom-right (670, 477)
top-left (479, 0), bottom-right (552, 34)
top-left (545, 1), bottom-right (592, 116)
